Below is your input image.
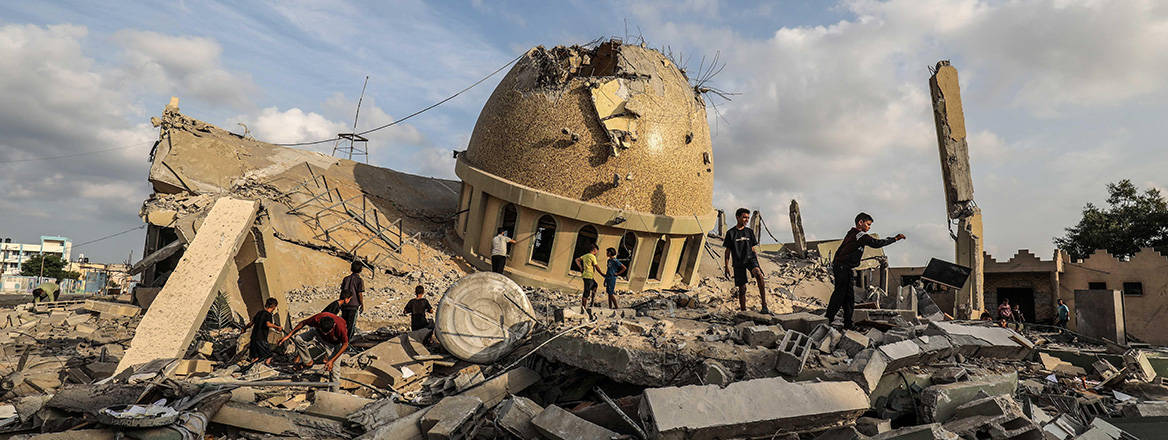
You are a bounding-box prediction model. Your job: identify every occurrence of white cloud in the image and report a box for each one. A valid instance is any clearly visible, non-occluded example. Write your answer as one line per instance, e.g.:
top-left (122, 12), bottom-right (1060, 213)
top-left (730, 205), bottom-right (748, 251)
top-left (112, 29), bottom-right (258, 109)
top-left (242, 107), bottom-right (346, 152)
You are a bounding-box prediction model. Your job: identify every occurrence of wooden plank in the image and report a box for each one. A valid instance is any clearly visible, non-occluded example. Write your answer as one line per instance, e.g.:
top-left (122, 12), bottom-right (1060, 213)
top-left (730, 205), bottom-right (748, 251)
top-left (116, 198), bottom-right (259, 374)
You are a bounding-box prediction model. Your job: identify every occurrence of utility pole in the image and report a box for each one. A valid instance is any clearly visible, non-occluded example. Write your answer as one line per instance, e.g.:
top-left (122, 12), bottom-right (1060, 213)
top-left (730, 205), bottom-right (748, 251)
top-left (929, 61), bottom-right (983, 319)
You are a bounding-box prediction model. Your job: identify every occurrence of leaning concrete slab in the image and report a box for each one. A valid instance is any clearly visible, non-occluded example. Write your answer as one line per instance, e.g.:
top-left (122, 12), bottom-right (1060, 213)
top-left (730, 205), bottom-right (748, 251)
top-left (117, 198), bottom-right (259, 374)
top-left (640, 378), bottom-right (869, 439)
top-left (918, 372), bottom-right (1018, 423)
top-left (532, 404), bottom-right (619, 440)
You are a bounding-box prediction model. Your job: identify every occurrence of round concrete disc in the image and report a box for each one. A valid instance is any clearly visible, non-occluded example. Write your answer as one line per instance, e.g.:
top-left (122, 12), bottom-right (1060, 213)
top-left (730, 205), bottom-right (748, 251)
top-left (434, 272), bottom-right (536, 363)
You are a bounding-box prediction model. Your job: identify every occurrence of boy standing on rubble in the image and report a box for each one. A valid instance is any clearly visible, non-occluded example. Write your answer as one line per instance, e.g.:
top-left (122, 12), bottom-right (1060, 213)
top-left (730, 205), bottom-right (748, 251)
top-left (242, 298), bottom-right (283, 365)
top-left (403, 285), bottom-right (433, 331)
top-left (825, 213), bottom-right (905, 329)
top-left (603, 247), bottom-right (627, 309)
top-left (574, 244), bottom-right (603, 309)
top-left (724, 208), bottom-right (769, 314)
top-left (279, 311), bottom-right (349, 371)
top-left (340, 261), bottom-right (365, 339)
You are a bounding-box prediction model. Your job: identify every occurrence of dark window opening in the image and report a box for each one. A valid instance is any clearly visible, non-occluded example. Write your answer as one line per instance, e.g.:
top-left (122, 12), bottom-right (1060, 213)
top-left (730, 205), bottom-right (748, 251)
top-left (499, 204), bottom-right (517, 253)
top-left (1123, 282), bottom-right (1143, 296)
top-left (570, 225), bottom-right (599, 273)
top-left (1088, 282), bottom-right (1107, 290)
top-left (674, 238), bottom-right (690, 276)
top-left (617, 232), bottom-right (636, 280)
top-left (648, 238), bottom-right (667, 281)
top-left (530, 215), bottom-right (556, 266)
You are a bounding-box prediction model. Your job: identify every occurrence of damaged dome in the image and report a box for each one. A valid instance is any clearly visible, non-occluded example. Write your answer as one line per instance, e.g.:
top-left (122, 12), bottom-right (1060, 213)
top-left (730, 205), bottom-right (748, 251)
top-left (462, 40), bottom-right (714, 217)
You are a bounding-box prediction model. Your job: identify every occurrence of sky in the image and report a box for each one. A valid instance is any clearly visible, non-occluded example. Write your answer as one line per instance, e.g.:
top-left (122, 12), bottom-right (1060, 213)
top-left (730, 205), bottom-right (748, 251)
top-left (1, 0), bottom-right (1167, 267)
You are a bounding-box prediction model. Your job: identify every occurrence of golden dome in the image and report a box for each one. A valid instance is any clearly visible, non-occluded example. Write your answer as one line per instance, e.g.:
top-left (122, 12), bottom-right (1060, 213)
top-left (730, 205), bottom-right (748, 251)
top-left (462, 40), bottom-right (714, 217)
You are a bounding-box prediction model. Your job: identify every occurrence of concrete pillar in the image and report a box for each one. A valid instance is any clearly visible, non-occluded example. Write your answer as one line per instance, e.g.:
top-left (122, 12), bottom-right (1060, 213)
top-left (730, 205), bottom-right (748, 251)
top-left (478, 195), bottom-right (503, 257)
top-left (750, 210), bottom-right (762, 241)
top-left (955, 212), bottom-right (984, 318)
top-left (790, 200), bottom-right (806, 254)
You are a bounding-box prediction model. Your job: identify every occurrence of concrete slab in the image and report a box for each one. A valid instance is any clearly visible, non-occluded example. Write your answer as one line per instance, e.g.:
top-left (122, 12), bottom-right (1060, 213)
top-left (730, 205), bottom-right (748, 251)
top-left (304, 391), bottom-right (373, 420)
top-left (772, 312), bottom-right (828, 335)
top-left (869, 423), bottom-right (958, 440)
top-left (459, 367), bottom-right (540, 407)
top-left (532, 404), bottom-right (619, 440)
top-left (640, 378), bottom-right (869, 439)
top-left (918, 372), bottom-right (1018, 423)
top-left (211, 400), bottom-right (347, 437)
top-left (421, 395), bottom-right (482, 440)
top-left (742, 325), bottom-right (782, 348)
top-left (837, 330), bottom-right (870, 357)
top-left (362, 334), bottom-right (433, 391)
top-left (925, 321), bottom-right (1032, 360)
top-left (117, 198), bottom-right (259, 374)
top-left (496, 396), bottom-right (544, 440)
top-left (877, 339), bottom-right (924, 371)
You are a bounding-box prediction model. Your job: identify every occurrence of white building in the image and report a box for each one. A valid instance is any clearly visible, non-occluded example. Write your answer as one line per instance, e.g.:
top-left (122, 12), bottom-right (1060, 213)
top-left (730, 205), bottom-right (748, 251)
top-left (0, 236), bottom-right (72, 275)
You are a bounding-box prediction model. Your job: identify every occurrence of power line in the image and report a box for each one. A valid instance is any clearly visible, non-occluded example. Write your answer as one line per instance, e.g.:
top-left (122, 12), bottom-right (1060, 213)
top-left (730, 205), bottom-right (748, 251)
top-left (73, 224), bottom-right (146, 249)
top-left (273, 52), bottom-right (525, 147)
top-left (0, 144), bottom-right (141, 164)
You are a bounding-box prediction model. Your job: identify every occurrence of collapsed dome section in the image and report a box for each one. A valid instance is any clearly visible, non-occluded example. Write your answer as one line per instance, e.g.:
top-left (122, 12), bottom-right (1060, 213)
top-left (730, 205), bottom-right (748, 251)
top-left (461, 40), bottom-right (714, 217)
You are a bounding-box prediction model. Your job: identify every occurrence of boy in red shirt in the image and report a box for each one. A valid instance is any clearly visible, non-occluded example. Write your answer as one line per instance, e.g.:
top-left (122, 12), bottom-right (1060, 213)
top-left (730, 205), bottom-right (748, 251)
top-left (279, 312), bottom-right (349, 371)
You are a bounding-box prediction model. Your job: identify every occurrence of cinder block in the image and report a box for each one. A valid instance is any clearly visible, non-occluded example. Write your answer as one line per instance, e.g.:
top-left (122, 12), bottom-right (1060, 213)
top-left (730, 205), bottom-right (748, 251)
top-left (775, 330), bottom-right (812, 376)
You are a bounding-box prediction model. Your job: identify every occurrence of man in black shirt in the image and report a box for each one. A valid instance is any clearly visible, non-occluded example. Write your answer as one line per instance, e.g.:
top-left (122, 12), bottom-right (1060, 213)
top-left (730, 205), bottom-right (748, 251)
top-left (403, 285), bottom-right (432, 331)
top-left (340, 261), bottom-right (365, 339)
top-left (242, 298), bottom-right (283, 364)
top-left (723, 208), bottom-right (769, 314)
top-left (826, 212), bottom-right (905, 329)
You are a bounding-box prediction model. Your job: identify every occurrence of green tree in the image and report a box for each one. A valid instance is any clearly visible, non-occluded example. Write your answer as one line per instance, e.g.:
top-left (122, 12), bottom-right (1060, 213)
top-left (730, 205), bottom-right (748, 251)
top-left (19, 254), bottom-right (80, 280)
top-left (1054, 179), bottom-right (1168, 260)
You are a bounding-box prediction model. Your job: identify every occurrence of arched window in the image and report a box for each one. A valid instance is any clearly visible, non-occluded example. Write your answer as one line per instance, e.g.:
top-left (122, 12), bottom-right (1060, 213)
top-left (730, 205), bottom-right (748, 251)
top-left (530, 215), bottom-right (557, 265)
top-left (648, 237), bottom-right (667, 281)
top-left (570, 225), bottom-right (599, 272)
top-left (617, 232), bottom-right (636, 280)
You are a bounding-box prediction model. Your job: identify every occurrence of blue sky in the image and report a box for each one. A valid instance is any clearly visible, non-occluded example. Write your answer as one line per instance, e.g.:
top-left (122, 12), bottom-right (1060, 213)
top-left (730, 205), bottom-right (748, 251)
top-left (2, 0), bottom-right (1167, 267)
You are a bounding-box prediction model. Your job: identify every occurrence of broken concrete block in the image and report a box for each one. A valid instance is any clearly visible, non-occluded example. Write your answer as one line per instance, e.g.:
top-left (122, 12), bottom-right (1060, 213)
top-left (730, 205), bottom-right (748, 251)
top-left (362, 333), bottom-right (433, 391)
top-left (81, 300), bottom-right (140, 319)
top-left (699, 359), bottom-right (732, 386)
top-left (846, 348), bottom-right (889, 393)
top-left (870, 423), bottom-right (958, 440)
top-left (640, 378), bottom-right (869, 440)
top-left (925, 321), bottom-right (1033, 360)
top-left (808, 324), bottom-right (842, 353)
top-left (459, 367), bottom-right (539, 408)
top-left (742, 325), bottom-right (782, 348)
top-left (496, 396), bottom-right (544, 440)
top-left (1124, 349), bottom-right (1156, 383)
top-left (171, 359), bottom-right (213, 377)
top-left (837, 330), bottom-right (870, 357)
top-left (877, 339), bottom-right (924, 371)
top-left (197, 341), bottom-right (214, 357)
top-left (420, 395), bottom-right (482, 440)
top-left (1122, 401), bottom-right (1168, 417)
top-left (212, 401), bottom-right (346, 437)
top-left (856, 417), bottom-right (891, 436)
top-left (63, 314), bottom-right (90, 327)
top-left (305, 391), bottom-right (373, 420)
top-left (918, 372), bottom-right (1018, 423)
top-left (772, 312), bottom-right (828, 335)
top-left (532, 405), bottom-right (619, 440)
top-left (775, 330), bottom-right (812, 376)
top-left (912, 335), bottom-right (954, 364)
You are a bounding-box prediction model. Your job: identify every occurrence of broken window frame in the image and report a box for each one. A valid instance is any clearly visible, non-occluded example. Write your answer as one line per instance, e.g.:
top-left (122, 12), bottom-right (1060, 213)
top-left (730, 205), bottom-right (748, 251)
top-left (529, 215), bottom-right (557, 267)
top-left (568, 225), bottom-right (600, 275)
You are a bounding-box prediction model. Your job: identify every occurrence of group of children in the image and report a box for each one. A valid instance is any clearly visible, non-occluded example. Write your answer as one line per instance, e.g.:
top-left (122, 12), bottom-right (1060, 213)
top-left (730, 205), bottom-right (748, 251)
top-left (243, 261), bottom-right (434, 372)
top-left (573, 244), bottom-right (628, 309)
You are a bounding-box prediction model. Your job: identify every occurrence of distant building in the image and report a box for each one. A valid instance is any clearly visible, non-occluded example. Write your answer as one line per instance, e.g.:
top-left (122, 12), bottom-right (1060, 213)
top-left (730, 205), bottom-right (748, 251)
top-left (890, 248), bottom-right (1168, 345)
top-left (0, 236), bottom-right (72, 275)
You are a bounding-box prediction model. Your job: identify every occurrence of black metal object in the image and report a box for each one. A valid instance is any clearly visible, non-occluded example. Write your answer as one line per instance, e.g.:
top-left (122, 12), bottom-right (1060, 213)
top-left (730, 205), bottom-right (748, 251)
top-left (921, 258), bottom-right (972, 290)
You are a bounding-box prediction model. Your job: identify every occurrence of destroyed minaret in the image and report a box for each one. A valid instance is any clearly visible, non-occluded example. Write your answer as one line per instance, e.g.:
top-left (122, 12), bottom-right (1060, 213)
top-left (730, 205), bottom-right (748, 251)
top-left (453, 40), bottom-right (717, 293)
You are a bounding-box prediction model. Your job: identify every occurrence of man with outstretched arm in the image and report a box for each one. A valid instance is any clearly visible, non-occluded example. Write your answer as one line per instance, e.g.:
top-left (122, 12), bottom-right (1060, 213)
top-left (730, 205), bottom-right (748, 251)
top-left (278, 311), bottom-right (349, 371)
top-left (724, 208), bottom-right (769, 314)
top-left (825, 212), bottom-right (905, 330)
